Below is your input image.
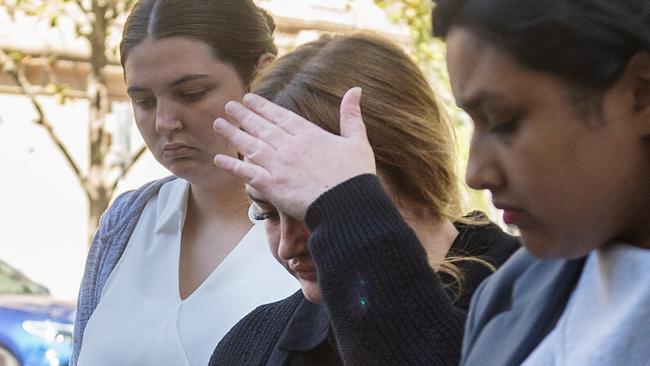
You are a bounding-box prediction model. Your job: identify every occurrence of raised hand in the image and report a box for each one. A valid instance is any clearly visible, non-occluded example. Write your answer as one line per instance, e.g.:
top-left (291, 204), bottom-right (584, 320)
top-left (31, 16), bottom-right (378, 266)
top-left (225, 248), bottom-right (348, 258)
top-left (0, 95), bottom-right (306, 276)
top-left (213, 87), bottom-right (376, 220)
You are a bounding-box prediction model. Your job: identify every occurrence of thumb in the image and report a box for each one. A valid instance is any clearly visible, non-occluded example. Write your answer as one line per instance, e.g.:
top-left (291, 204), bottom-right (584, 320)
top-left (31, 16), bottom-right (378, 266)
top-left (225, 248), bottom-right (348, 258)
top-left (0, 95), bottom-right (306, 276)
top-left (339, 87), bottom-right (366, 139)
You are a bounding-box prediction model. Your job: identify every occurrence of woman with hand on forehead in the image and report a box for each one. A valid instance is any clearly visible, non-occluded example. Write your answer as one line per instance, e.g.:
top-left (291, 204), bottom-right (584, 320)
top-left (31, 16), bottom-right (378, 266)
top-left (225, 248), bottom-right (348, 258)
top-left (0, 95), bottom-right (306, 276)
top-left (214, 0), bottom-right (650, 365)
top-left (72, 1), bottom-right (298, 365)
top-left (210, 33), bottom-right (518, 365)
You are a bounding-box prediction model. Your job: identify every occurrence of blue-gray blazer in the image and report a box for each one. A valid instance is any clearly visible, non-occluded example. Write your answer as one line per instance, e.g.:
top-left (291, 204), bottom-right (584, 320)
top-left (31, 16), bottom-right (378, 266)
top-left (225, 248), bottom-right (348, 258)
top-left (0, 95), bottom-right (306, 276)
top-left (461, 248), bottom-right (585, 366)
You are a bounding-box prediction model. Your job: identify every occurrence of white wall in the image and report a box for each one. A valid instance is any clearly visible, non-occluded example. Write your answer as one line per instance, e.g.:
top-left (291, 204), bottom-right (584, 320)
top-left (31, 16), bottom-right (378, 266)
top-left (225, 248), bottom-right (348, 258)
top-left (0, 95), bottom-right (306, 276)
top-left (0, 94), bottom-right (167, 301)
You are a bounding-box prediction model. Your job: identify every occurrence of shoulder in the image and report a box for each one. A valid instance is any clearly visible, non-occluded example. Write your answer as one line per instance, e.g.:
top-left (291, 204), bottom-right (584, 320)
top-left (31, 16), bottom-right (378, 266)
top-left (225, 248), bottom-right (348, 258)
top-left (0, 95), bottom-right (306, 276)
top-left (462, 249), bottom-right (585, 359)
top-left (452, 212), bottom-right (520, 264)
top-left (237, 289), bottom-right (304, 328)
top-left (210, 291), bottom-right (304, 365)
top-left (73, 176), bottom-right (177, 364)
top-left (450, 215), bottom-right (520, 309)
top-left (470, 248), bottom-right (584, 315)
top-left (102, 176), bottom-right (176, 224)
top-left (467, 248), bottom-right (538, 313)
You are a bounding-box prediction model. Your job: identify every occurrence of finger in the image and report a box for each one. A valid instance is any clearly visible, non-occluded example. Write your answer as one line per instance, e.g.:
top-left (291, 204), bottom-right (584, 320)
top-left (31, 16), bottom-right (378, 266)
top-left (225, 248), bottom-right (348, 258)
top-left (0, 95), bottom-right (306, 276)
top-left (213, 154), bottom-right (272, 186)
top-left (243, 185), bottom-right (265, 208)
top-left (339, 87), bottom-right (367, 139)
top-left (213, 117), bottom-right (274, 164)
top-left (224, 101), bottom-right (287, 149)
top-left (242, 93), bottom-right (305, 134)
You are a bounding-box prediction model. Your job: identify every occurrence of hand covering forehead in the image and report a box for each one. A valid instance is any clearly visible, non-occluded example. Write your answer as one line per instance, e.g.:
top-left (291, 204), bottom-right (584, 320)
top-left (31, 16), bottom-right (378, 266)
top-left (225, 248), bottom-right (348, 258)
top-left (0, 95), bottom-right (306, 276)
top-left (436, 0), bottom-right (650, 50)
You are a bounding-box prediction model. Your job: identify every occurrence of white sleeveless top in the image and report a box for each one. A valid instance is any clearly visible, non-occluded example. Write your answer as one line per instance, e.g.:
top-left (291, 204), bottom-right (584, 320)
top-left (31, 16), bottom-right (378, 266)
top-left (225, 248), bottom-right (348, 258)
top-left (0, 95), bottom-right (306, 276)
top-left (77, 179), bottom-right (299, 366)
top-left (521, 243), bottom-right (650, 366)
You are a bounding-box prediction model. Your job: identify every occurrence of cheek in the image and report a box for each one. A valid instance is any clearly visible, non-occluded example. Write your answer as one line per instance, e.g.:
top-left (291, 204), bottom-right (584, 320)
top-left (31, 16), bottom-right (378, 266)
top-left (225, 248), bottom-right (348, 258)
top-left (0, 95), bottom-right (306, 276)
top-left (264, 221), bottom-right (284, 264)
top-left (133, 112), bottom-right (157, 144)
top-left (205, 85), bottom-right (245, 120)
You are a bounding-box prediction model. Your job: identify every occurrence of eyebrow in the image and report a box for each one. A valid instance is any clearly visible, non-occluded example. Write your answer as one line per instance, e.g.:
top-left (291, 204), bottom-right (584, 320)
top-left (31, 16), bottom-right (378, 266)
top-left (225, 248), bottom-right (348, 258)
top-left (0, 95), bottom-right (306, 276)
top-left (245, 191), bottom-right (270, 205)
top-left (126, 74), bottom-right (212, 95)
top-left (169, 74), bottom-right (212, 87)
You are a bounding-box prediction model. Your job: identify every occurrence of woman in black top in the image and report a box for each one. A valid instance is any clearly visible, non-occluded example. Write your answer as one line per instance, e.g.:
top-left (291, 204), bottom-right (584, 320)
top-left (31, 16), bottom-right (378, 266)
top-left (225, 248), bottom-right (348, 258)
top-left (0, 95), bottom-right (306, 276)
top-left (210, 33), bottom-right (518, 365)
top-left (214, 1), bottom-right (650, 365)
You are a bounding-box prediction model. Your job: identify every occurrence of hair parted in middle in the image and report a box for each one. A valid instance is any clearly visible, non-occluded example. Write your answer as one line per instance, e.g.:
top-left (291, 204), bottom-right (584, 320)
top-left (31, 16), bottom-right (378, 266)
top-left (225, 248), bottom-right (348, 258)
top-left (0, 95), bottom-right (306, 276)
top-left (120, 0), bottom-right (277, 85)
top-left (252, 32), bottom-right (475, 289)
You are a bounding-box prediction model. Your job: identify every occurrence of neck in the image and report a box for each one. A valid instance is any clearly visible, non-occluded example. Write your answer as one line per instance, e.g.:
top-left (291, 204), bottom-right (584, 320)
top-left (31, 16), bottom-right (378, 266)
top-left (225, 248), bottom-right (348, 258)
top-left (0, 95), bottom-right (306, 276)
top-left (408, 215), bottom-right (459, 265)
top-left (395, 198), bottom-right (458, 263)
top-left (186, 173), bottom-right (249, 223)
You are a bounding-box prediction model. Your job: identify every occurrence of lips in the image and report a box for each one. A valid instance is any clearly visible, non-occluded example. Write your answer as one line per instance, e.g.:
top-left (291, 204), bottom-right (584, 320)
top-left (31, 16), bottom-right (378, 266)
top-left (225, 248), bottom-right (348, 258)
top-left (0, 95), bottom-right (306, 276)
top-left (502, 209), bottom-right (523, 225)
top-left (494, 202), bottom-right (525, 225)
top-left (161, 143), bottom-right (194, 160)
top-left (288, 260), bottom-right (317, 280)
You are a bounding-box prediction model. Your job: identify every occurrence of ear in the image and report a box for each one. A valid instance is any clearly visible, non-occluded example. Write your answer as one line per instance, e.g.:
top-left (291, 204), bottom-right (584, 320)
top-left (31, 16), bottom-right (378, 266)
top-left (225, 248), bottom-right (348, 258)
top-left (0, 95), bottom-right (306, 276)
top-left (255, 52), bottom-right (276, 72)
top-left (627, 51), bottom-right (650, 136)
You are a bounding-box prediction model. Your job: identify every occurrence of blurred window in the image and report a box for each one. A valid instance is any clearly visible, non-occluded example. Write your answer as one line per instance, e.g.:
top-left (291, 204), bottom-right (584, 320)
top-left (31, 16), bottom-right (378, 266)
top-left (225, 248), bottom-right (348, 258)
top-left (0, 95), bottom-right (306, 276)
top-left (0, 260), bottom-right (48, 295)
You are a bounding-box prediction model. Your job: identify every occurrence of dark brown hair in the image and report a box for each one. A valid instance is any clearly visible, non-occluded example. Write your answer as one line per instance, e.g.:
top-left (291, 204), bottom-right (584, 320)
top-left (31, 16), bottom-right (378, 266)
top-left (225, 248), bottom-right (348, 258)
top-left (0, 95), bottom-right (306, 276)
top-left (120, 0), bottom-right (277, 84)
top-left (432, 0), bottom-right (650, 97)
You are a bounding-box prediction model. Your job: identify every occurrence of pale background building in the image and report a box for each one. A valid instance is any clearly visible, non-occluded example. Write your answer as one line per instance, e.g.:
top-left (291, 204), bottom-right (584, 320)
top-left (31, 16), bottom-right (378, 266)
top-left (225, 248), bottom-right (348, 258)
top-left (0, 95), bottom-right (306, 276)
top-left (0, 0), bottom-right (417, 301)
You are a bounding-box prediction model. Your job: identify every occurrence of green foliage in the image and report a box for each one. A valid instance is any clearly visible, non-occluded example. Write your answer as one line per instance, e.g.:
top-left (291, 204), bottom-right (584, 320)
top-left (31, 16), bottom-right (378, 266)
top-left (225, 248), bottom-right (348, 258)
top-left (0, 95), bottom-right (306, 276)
top-left (47, 83), bottom-right (70, 104)
top-left (374, 0), bottom-right (496, 218)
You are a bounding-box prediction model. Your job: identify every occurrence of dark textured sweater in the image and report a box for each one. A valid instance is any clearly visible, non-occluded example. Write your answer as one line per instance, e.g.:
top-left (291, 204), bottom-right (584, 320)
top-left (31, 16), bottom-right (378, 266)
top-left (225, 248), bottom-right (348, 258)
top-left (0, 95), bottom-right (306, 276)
top-left (210, 175), bottom-right (519, 365)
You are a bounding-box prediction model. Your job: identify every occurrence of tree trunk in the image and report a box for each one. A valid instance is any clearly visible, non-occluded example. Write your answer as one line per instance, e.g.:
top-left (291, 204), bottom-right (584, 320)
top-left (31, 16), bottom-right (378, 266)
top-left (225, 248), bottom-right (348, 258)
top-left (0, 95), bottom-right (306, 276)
top-left (87, 186), bottom-right (111, 246)
top-left (85, 1), bottom-right (112, 247)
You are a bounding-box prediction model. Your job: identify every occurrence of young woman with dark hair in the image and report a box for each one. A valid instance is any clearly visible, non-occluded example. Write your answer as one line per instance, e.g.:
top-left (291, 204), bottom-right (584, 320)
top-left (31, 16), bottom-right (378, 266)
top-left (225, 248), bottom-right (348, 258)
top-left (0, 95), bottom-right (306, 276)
top-left (71, 1), bottom-right (299, 365)
top-left (211, 0), bottom-right (649, 365)
top-left (433, 1), bottom-right (650, 364)
top-left (210, 33), bottom-right (518, 366)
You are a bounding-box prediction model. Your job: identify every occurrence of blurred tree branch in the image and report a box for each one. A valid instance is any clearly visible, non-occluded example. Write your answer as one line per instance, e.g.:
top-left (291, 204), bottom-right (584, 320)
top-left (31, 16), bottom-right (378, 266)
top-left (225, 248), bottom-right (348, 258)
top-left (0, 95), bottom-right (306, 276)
top-left (0, 0), bottom-right (143, 246)
top-left (0, 48), bottom-right (85, 187)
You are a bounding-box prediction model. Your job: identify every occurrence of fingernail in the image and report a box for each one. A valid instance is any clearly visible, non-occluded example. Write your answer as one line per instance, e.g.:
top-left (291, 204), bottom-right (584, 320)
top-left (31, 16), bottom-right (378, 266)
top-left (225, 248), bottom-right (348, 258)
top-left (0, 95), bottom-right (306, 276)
top-left (242, 93), bottom-right (254, 104)
top-left (213, 118), bottom-right (225, 130)
top-left (213, 154), bottom-right (225, 166)
top-left (225, 101), bottom-right (236, 114)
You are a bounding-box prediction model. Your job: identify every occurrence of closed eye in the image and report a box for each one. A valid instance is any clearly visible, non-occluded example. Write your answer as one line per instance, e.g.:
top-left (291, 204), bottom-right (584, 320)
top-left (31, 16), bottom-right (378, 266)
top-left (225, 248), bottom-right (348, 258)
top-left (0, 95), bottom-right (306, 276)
top-left (180, 90), bottom-right (208, 102)
top-left (248, 203), bottom-right (279, 223)
top-left (489, 118), bottom-right (520, 135)
top-left (133, 97), bottom-right (156, 110)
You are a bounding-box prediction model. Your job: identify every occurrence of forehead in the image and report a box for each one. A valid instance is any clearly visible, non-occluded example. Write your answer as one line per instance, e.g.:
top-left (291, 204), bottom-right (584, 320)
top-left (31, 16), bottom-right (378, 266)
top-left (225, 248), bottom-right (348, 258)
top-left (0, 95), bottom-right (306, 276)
top-left (446, 29), bottom-right (576, 111)
top-left (446, 29), bottom-right (512, 107)
top-left (124, 37), bottom-right (228, 86)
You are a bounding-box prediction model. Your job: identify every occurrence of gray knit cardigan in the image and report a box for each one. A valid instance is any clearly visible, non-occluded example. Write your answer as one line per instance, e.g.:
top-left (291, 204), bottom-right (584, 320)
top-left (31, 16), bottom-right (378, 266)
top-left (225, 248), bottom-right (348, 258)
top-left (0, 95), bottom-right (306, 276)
top-left (70, 176), bottom-right (176, 365)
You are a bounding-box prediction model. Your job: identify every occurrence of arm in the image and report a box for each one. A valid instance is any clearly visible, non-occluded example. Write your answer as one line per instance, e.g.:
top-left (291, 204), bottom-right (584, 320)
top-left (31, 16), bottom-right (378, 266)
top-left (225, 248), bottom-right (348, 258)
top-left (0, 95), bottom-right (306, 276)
top-left (307, 175), bottom-right (465, 366)
top-left (71, 196), bottom-right (120, 365)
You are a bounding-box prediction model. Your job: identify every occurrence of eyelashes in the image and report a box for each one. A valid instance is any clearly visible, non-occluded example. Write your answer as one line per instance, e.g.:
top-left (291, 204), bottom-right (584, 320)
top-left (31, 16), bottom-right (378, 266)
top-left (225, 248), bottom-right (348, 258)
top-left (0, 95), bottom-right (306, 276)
top-left (489, 118), bottom-right (520, 135)
top-left (248, 203), bottom-right (278, 223)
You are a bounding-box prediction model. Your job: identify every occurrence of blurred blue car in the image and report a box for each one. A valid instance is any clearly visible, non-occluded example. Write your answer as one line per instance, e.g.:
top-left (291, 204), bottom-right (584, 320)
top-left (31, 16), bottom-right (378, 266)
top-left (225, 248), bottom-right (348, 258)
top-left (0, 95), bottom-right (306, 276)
top-left (0, 259), bottom-right (74, 366)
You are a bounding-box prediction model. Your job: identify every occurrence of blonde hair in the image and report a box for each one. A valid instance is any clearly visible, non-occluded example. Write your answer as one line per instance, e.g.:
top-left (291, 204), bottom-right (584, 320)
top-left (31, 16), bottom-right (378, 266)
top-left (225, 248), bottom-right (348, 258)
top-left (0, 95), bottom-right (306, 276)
top-left (253, 33), bottom-right (489, 296)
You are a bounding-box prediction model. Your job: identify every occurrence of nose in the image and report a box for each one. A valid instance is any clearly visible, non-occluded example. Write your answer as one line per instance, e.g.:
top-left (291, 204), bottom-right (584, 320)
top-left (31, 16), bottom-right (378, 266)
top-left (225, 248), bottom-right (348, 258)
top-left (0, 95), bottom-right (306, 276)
top-left (465, 134), bottom-right (504, 191)
top-left (277, 215), bottom-right (310, 262)
top-left (155, 100), bottom-right (182, 134)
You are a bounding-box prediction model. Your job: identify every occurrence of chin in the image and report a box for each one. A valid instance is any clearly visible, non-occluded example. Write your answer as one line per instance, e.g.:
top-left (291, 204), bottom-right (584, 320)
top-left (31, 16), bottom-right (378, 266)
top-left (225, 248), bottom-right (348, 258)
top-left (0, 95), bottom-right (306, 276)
top-left (166, 162), bottom-right (210, 183)
top-left (300, 282), bottom-right (322, 304)
top-left (521, 230), bottom-right (595, 260)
